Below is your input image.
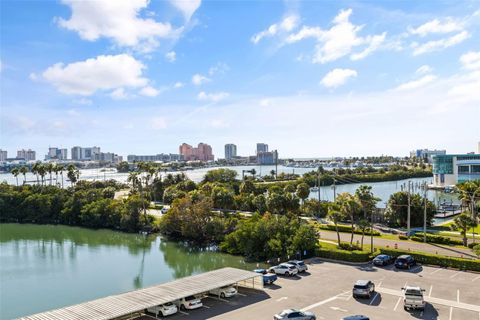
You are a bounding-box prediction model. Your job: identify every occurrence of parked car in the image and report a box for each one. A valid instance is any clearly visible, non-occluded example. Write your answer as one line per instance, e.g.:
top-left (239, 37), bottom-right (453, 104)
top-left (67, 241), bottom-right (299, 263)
top-left (209, 286), bottom-right (237, 298)
top-left (341, 316), bottom-right (370, 320)
top-left (147, 302), bottom-right (178, 317)
top-left (254, 269), bottom-right (278, 285)
top-left (402, 286), bottom-right (426, 311)
top-left (352, 280), bottom-right (375, 299)
top-left (160, 206), bottom-right (170, 214)
top-left (372, 254), bottom-right (394, 266)
top-left (287, 260), bottom-right (308, 273)
top-left (174, 295), bottom-right (203, 310)
top-left (269, 263), bottom-right (298, 276)
top-left (274, 309), bottom-right (316, 320)
top-left (395, 255), bottom-right (416, 269)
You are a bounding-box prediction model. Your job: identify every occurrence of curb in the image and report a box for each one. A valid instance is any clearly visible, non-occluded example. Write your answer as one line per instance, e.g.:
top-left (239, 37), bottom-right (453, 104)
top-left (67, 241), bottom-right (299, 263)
top-left (308, 257), bottom-right (370, 266)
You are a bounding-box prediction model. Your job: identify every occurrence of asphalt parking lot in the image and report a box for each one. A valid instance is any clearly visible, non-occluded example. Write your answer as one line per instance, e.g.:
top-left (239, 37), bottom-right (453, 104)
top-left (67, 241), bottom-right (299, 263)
top-left (161, 260), bottom-right (480, 320)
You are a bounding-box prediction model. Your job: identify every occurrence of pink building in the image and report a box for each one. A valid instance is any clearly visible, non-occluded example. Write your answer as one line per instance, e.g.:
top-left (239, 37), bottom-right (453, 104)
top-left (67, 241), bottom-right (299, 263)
top-left (179, 142), bottom-right (214, 161)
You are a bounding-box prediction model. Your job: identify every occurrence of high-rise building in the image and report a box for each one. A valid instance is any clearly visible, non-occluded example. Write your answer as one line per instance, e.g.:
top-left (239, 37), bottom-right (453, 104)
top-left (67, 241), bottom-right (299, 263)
top-left (179, 142), bottom-right (214, 161)
top-left (71, 146), bottom-right (100, 161)
top-left (17, 149), bottom-right (36, 161)
top-left (0, 149), bottom-right (7, 162)
top-left (46, 147), bottom-right (68, 160)
top-left (477, 142), bottom-right (480, 154)
top-left (257, 150), bottom-right (278, 165)
top-left (127, 153), bottom-right (183, 162)
top-left (409, 149), bottom-right (446, 163)
top-left (224, 144), bottom-right (237, 160)
top-left (256, 143), bottom-right (268, 154)
top-left (432, 154), bottom-right (480, 187)
top-left (71, 146), bottom-right (82, 160)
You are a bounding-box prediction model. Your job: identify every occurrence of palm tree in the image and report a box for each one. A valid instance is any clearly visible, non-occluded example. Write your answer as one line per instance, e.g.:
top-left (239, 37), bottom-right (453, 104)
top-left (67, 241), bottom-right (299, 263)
top-left (270, 169), bottom-right (276, 179)
top-left (45, 163), bottom-right (54, 185)
top-left (37, 164), bottom-right (47, 186)
top-left (19, 166), bottom-right (28, 185)
top-left (452, 212), bottom-right (477, 246)
top-left (457, 181), bottom-right (480, 219)
top-left (53, 164), bottom-right (59, 186)
top-left (336, 192), bottom-right (361, 245)
top-left (57, 164), bottom-right (65, 188)
top-left (66, 164), bottom-right (79, 187)
top-left (357, 219), bottom-right (369, 249)
top-left (11, 167), bottom-right (20, 186)
top-left (327, 203), bottom-right (343, 246)
top-left (32, 162), bottom-right (40, 185)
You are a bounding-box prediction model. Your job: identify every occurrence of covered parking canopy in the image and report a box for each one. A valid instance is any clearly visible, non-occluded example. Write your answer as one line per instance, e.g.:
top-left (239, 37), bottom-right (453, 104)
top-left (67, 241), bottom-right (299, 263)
top-left (19, 267), bottom-right (263, 320)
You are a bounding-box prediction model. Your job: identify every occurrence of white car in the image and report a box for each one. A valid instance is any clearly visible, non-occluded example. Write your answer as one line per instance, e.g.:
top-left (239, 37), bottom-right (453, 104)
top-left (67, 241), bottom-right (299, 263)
top-left (274, 309), bottom-right (316, 320)
top-left (269, 263), bottom-right (298, 276)
top-left (147, 302), bottom-right (178, 317)
top-left (209, 286), bottom-right (237, 298)
top-left (174, 295), bottom-right (203, 310)
top-left (402, 286), bottom-right (426, 311)
top-left (160, 206), bottom-right (170, 214)
top-left (288, 260), bottom-right (308, 273)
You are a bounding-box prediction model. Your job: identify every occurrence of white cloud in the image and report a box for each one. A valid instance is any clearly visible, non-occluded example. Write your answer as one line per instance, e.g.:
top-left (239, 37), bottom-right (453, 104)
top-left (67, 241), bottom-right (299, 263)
top-left (110, 88), bottom-right (128, 100)
top-left (286, 9), bottom-right (386, 63)
top-left (259, 98), bottom-right (271, 107)
top-left (208, 62), bottom-right (229, 76)
top-left (150, 117), bottom-right (167, 129)
top-left (67, 109), bottom-right (81, 116)
top-left (416, 65), bottom-right (433, 75)
top-left (169, 0), bottom-right (201, 21)
top-left (41, 54), bottom-right (148, 96)
top-left (408, 18), bottom-right (464, 37)
top-left (448, 71), bottom-right (480, 97)
top-left (73, 98), bottom-right (92, 105)
top-left (197, 91), bottom-right (229, 102)
top-left (210, 119), bottom-right (229, 128)
top-left (174, 81), bottom-right (184, 88)
top-left (460, 51), bottom-right (480, 70)
top-left (320, 68), bottom-right (357, 88)
top-left (251, 15), bottom-right (299, 44)
top-left (192, 73), bottom-right (210, 85)
top-left (412, 31), bottom-right (469, 56)
top-left (57, 0), bottom-right (180, 52)
top-left (140, 86), bottom-right (160, 97)
top-left (395, 75), bottom-right (437, 91)
top-left (165, 51), bottom-right (176, 62)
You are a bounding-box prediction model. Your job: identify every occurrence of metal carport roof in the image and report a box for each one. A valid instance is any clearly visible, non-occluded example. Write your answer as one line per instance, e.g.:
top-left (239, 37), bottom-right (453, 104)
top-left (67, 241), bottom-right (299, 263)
top-left (19, 267), bottom-right (262, 320)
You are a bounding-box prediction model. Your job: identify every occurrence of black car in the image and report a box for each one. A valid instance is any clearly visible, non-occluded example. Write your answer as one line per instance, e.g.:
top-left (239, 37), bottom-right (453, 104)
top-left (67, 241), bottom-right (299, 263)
top-left (394, 255), bottom-right (416, 269)
top-left (372, 254), bottom-right (394, 266)
top-left (342, 316), bottom-right (370, 320)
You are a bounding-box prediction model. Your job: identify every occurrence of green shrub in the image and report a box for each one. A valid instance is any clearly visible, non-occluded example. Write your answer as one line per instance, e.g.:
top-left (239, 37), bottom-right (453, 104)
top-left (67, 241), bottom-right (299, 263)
top-left (316, 223), bottom-right (381, 236)
top-left (467, 242), bottom-right (478, 249)
top-left (316, 247), bottom-right (374, 262)
top-left (411, 233), bottom-right (463, 246)
top-left (378, 248), bottom-right (480, 272)
top-left (338, 243), bottom-right (363, 251)
top-left (398, 235), bottom-right (408, 240)
top-left (473, 244), bottom-right (480, 257)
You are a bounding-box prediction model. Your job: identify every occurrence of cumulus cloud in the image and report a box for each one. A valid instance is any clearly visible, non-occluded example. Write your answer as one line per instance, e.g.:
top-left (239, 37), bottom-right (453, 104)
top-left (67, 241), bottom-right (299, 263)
top-left (165, 51), bottom-right (176, 62)
top-left (140, 86), bottom-right (160, 97)
top-left (41, 54), bottom-right (148, 96)
top-left (192, 73), bottom-right (210, 85)
top-left (320, 68), bottom-right (357, 88)
top-left (286, 9), bottom-right (386, 63)
top-left (169, 0), bottom-right (201, 21)
top-left (251, 15), bottom-right (299, 44)
top-left (197, 91), bottom-right (229, 102)
top-left (395, 75), bottom-right (437, 91)
top-left (174, 81), bottom-right (184, 88)
top-left (411, 31), bottom-right (469, 56)
top-left (408, 18), bottom-right (464, 37)
top-left (57, 0), bottom-right (181, 52)
top-left (416, 65), bottom-right (433, 75)
top-left (460, 51), bottom-right (480, 70)
top-left (110, 88), bottom-right (128, 100)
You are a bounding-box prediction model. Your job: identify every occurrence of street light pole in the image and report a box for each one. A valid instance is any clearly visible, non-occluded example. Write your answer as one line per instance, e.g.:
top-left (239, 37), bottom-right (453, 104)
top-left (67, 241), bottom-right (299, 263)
top-left (407, 181), bottom-right (411, 238)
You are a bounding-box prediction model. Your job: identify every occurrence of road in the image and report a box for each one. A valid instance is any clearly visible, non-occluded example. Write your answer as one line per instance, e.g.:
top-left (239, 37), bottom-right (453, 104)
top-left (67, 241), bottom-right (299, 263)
top-left (319, 230), bottom-right (477, 259)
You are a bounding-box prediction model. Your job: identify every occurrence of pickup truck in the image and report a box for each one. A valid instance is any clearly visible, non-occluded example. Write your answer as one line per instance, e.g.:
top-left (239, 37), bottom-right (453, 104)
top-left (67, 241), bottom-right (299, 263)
top-left (254, 269), bottom-right (278, 285)
top-left (402, 286), bottom-right (426, 311)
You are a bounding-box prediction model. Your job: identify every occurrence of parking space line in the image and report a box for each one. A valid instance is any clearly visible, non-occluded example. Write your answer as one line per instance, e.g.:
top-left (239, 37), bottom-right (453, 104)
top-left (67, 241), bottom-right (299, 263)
top-left (369, 292), bottom-right (379, 306)
top-left (450, 271), bottom-right (461, 279)
top-left (301, 293), bottom-right (344, 312)
top-left (430, 268), bottom-right (443, 276)
top-left (393, 297), bottom-right (402, 311)
top-left (457, 289), bottom-right (460, 303)
top-left (179, 311), bottom-right (189, 315)
top-left (202, 305), bottom-right (210, 309)
top-left (449, 307), bottom-right (453, 320)
top-left (377, 281), bottom-right (382, 288)
top-left (428, 285), bottom-right (433, 297)
top-left (236, 293), bottom-right (247, 297)
top-left (276, 297), bottom-right (288, 302)
top-left (206, 296), bottom-right (229, 302)
top-left (473, 275), bottom-right (480, 282)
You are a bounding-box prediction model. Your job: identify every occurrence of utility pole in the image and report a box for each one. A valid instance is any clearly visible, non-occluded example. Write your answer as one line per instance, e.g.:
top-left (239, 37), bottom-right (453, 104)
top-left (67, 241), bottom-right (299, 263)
top-left (333, 178), bottom-right (337, 202)
top-left (407, 181), bottom-right (411, 238)
top-left (423, 182), bottom-right (427, 243)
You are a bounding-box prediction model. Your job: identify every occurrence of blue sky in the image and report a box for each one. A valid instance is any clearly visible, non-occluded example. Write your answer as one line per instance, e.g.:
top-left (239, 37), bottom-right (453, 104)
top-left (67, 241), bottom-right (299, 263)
top-left (1, 0), bottom-right (479, 159)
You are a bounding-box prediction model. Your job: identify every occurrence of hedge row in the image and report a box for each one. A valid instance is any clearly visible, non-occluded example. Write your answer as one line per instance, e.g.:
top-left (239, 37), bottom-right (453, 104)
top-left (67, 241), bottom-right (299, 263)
top-left (379, 248), bottom-right (480, 272)
top-left (411, 233), bottom-right (464, 246)
top-left (316, 247), bottom-right (374, 262)
top-left (317, 223), bottom-right (381, 236)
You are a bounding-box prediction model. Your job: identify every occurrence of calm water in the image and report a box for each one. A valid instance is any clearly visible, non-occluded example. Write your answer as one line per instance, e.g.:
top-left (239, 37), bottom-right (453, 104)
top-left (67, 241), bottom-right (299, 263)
top-left (0, 224), bottom-right (263, 319)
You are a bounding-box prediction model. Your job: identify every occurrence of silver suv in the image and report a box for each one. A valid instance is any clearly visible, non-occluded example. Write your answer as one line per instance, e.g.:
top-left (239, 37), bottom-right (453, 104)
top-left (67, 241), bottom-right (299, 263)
top-left (288, 260), bottom-right (308, 273)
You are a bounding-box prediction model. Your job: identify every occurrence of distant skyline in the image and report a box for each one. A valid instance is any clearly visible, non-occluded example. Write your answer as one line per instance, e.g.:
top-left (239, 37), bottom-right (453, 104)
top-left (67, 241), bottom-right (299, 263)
top-left (1, 1), bottom-right (479, 158)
